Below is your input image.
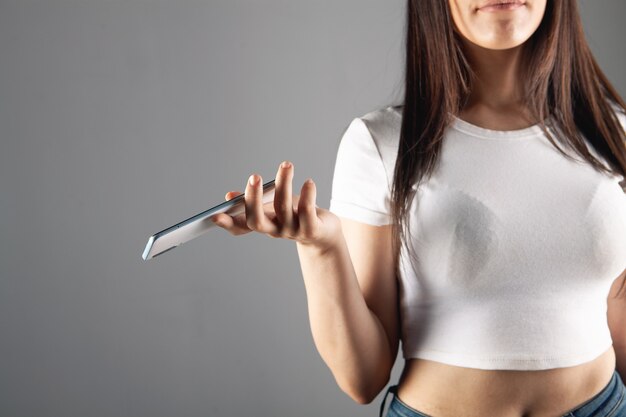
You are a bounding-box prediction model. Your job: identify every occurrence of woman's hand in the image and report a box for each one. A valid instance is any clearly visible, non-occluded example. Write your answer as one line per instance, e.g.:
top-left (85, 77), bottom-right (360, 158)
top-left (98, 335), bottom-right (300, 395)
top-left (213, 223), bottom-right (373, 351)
top-left (210, 161), bottom-right (343, 253)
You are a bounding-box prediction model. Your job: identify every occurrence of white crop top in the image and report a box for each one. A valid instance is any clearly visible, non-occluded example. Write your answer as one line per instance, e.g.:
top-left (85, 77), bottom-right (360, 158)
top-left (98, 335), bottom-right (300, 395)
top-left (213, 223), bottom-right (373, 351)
top-left (329, 105), bottom-right (626, 370)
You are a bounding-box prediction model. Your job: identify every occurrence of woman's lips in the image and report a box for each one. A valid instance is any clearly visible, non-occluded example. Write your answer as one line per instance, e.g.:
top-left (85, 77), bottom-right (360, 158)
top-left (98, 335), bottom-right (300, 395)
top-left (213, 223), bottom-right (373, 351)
top-left (478, 1), bottom-right (526, 12)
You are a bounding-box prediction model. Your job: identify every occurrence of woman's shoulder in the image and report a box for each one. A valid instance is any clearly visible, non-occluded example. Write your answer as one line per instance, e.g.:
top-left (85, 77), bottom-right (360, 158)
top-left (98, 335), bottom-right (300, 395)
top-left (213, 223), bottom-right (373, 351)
top-left (357, 105), bottom-right (403, 150)
top-left (343, 105), bottom-right (403, 184)
top-left (359, 104), bottom-right (403, 125)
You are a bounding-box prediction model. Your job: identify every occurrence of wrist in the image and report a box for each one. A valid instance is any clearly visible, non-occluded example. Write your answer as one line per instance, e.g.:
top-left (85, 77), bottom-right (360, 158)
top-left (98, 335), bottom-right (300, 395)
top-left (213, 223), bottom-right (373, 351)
top-left (296, 231), bottom-right (345, 257)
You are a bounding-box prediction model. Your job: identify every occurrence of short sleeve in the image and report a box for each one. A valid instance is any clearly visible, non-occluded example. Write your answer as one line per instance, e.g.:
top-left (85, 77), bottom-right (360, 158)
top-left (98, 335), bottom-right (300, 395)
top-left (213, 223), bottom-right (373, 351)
top-left (328, 117), bottom-right (392, 226)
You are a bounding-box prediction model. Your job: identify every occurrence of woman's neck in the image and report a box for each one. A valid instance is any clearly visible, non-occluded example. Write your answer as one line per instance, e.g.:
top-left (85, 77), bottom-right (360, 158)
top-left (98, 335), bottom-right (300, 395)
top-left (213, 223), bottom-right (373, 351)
top-left (461, 39), bottom-right (526, 112)
top-left (456, 40), bottom-right (542, 130)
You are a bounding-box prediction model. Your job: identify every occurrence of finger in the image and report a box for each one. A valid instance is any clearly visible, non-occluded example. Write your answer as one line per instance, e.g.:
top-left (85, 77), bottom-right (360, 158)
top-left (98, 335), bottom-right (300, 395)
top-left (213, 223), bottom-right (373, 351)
top-left (225, 191), bottom-right (242, 201)
top-left (245, 174), bottom-right (277, 233)
top-left (210, 212), bottom-right (252, 236)
top-left (297, 178), bottom-right (318, 239)
top-left (210, 213), bottom-right (231, 228)
top-left (274, 161), bottom-right (294, 233)
top-left (228, 212), bottom-right (255, 235)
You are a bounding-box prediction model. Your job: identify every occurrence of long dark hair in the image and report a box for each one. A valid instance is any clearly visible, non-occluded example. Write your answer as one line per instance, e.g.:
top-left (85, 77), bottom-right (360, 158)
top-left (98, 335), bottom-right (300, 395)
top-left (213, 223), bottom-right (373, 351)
top-left (389, 0), bottom-right (626, 287)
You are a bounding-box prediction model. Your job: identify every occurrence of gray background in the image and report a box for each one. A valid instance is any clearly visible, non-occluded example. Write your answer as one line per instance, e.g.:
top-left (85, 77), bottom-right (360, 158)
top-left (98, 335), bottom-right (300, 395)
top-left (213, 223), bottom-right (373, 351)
top-left (0, 1), bottom-right (624, 416)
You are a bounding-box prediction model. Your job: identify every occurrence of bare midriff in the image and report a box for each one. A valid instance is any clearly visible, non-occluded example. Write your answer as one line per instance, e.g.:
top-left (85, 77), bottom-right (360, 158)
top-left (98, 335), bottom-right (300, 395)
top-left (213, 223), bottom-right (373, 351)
top-left (395, 346), bottom-right (616, 417)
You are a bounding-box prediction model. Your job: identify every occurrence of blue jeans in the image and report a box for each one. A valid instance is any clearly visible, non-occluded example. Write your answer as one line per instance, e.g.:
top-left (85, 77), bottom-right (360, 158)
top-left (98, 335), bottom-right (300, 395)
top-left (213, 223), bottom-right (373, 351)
top-left (379, 369), bottom-right (626, 417)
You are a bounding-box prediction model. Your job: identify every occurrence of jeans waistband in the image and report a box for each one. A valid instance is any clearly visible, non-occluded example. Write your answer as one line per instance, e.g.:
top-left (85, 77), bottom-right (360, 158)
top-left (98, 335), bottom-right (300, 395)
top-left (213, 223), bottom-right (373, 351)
top-left (379, 384), bottom-right (398, 417)
top-left (378, 369), bottom-right (624, 417)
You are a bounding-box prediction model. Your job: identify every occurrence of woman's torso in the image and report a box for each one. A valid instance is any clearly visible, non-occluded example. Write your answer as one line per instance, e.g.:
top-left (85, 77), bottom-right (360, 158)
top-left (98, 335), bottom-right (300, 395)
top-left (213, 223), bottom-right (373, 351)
top-left (396, 346), bottom-right (616, 417)
top-left (393, 107), bottom-right (620, 417)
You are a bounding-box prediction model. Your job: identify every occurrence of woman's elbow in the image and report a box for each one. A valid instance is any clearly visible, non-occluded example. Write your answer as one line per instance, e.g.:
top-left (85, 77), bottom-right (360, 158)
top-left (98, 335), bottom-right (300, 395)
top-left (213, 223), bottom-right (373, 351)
top-left (336, 371), bottom-right (391, 405)
top-left (341, 384), bottom-right (375, 405)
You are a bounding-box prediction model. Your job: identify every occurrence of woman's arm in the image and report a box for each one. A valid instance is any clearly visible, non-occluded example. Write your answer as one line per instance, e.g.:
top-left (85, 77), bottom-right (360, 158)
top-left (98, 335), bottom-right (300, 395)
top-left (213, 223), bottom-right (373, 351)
top-left (296, 221), bottom-right (398, 404)
top-left (212, 161), bottom-right (398, 404)
top-left (607, 268), bottom-right (626, 379)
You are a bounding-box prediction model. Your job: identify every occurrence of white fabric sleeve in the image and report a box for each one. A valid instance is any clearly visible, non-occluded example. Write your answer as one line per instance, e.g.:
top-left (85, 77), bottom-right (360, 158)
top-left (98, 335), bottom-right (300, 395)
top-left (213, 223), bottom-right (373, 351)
top-left (328, 117), bottom-right (393, 226)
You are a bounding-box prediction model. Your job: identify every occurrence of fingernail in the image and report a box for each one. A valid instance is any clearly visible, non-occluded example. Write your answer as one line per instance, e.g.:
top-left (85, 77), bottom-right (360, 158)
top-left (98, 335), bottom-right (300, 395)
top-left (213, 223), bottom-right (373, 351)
top-left (306, 178), bottom-right (314, 185)
top-left (281, 161), bottom-right (292, 169)
top-left (249, 174), bottom-right (259, 186)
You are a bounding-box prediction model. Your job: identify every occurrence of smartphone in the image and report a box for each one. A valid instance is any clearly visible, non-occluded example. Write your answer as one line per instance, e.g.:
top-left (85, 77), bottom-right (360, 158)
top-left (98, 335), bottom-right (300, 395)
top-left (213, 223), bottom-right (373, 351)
top-left (142, 179), bottom-right (276, 260)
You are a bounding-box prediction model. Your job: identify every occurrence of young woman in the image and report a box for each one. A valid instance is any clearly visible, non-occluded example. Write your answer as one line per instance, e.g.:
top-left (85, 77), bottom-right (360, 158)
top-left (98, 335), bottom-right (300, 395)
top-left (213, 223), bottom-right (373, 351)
top-left (211, 0), bottom-right (626, 416)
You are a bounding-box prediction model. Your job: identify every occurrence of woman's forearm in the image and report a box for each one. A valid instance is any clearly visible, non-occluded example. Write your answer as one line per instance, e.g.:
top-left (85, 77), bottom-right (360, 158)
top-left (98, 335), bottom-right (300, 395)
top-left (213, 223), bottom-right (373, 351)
top-left (296, 234), bottom-right (394, 404)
